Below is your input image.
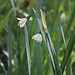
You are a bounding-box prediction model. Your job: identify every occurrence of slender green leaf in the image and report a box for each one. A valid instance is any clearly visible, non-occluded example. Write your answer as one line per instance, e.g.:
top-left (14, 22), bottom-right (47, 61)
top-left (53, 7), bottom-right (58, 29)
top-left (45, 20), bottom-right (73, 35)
top-left (7, 14), bottom-right (13, 75)
top-left (24, 25), bottom-right (31, 75)
top-left (0, 59), bottom-right (7, 75)
top-left (66, 59), bottom-right (72, 75)
top-left (47, 33), bottom-right (62, 75)
top-left (61, 27), bottom-right (75, 73)
top-left (10, 0), bottom-right (16, 17)
top-left (59, 19), bottom-right (67, 49)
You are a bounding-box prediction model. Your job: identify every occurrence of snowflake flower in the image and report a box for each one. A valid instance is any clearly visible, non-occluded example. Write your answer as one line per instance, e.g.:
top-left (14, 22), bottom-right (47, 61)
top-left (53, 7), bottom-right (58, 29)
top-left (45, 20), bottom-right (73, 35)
top-left (60, 13), bottom-right (66, 19)
top-left (32, 34), bottom-right (42, 43)
top-left (17, 18), bottom-right (27, 28)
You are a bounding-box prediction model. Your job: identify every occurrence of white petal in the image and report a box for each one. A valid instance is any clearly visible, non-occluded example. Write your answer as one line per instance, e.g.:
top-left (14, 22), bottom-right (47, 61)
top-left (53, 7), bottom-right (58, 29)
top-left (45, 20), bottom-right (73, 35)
top-left (17, 18), bottom-right (22, 20)
top-left (17, 18), bottom-right (27, 20)
top-left (29, 17), bottom-right (33, 21)
top-left (23, 12), bottom-right (29, 17)
top-left (32, 34), bottom-right (42, 42)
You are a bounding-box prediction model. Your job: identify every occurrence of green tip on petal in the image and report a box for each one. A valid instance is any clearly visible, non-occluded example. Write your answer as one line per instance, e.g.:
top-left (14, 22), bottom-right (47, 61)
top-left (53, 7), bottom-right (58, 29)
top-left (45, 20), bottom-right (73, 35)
top-left (20, 25), bottom-right (22, 28)
top-left (18, 23), bottom-right (20, 25)
top-left (34, 38), bottom-right (37, 40)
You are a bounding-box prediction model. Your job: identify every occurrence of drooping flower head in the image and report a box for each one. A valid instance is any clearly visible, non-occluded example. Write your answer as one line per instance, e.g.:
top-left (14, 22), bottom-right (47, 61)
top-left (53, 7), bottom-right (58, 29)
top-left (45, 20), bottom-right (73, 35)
top-left (32, 34), bottom-right (42, 43)
top-left (60, 13), bottom-right (66, 19)
top-left (17, 18), bottom-right (27, 28)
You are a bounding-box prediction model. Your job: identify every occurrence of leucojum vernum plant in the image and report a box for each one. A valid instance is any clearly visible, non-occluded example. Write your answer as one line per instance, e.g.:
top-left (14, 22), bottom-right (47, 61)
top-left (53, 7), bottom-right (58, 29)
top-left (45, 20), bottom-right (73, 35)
top-left (17, 8), bottom-right (75, 75)
top-left (17, 8), bottom-right (62, 75)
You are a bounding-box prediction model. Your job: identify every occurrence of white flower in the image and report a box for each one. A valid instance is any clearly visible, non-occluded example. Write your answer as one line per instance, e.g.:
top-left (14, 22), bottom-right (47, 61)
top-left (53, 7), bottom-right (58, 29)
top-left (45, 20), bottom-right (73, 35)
top-left (17, 18), bottom-right (27, 28)
top-left (60, 13), bottom-right (66, 19)
top-left (23, 12), bottom-right (33, 21)
top-left (32, 34), bottom-right (42, 43)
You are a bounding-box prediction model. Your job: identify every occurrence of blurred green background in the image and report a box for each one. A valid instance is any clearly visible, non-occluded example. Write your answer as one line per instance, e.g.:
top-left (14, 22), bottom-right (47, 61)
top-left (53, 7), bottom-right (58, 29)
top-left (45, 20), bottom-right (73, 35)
top-left (0, 0), bottom-right (75, 75)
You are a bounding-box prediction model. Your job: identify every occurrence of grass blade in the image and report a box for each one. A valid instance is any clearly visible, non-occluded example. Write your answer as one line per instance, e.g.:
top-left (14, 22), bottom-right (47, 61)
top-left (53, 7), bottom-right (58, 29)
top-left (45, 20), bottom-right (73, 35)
top-left (66, 59), bottom-right (72, 75)
top-left (7, 14), bottom-right (13, 75)
top-left (10, 0), bottom-right (16, 17)
top-left (47, 33), bottom-right (62, 75)
top-left (59, 19), bottom-right (67, 49)
top-left (61, 27), bottom-right (75, 74)
top-left (24, 25), bottom-right (31, 75)
top-left (0, 59), bottom-right (7, 75)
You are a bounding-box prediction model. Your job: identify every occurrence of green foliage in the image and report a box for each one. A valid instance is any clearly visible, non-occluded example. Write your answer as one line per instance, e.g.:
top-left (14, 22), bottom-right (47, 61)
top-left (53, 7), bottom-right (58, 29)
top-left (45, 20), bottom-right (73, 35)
top-left (0, 0), bottom-right (75, 75)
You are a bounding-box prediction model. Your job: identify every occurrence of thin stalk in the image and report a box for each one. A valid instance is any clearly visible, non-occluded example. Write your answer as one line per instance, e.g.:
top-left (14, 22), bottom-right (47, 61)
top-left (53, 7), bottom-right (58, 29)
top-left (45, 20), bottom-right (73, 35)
top-left (24, 25), bottom-right (31, 75)
top-left (7, 15), bottom-right (13, 75)
top-left (59, 19), bottom-right (67, 49)
top-left (47, 33), bottom-right (62, 75)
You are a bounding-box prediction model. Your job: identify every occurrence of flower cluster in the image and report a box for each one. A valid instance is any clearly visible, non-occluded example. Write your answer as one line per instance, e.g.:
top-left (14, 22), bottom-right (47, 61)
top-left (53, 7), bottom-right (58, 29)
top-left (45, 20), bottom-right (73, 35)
top-left (17, 10), bottom-right (43, 43)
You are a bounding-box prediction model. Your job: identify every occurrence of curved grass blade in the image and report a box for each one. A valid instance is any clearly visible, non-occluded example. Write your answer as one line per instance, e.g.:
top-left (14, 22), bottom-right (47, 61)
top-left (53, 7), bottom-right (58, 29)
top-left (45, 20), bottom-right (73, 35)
top-left (61, 27), bottom-right (75, 74)
top-left (24, 25), bottom-right (31, 75)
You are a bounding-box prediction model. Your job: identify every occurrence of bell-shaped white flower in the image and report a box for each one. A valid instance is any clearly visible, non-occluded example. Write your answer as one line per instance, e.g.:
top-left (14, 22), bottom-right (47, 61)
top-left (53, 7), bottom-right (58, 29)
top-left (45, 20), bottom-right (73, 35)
top-left (32, 34), bottom-right (42, 43)
top-left (60, 13), bottom-right (66, 19)
top-left (17, 18), bottom-right (27, 28)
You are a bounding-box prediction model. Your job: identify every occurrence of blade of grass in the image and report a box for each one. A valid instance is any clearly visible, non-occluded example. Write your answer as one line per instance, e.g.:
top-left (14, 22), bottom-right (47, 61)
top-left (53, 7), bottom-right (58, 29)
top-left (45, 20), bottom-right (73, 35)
top-left (7, 14), bottom-right (13, 75)
top-left (66, 59), bottom-right (72, 75)
top-left (61, 26), bottom-right (75, 74)
top-left (0, 59), bottom-right (7, 75)
top-left (10, 0), bottom-right (16, 17)
top-left (59, 19), bottom-right (67, 49)
top-left (55, 30), bottom-right (61, 55)
top-left (24, 25), bottom-right (31, 75)
top-left (42, 43), bottom-right (55, 75)
top-left (20, 46), bottom-right (26, 75)
top-left (47, 33), bottom-right (62, 75)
